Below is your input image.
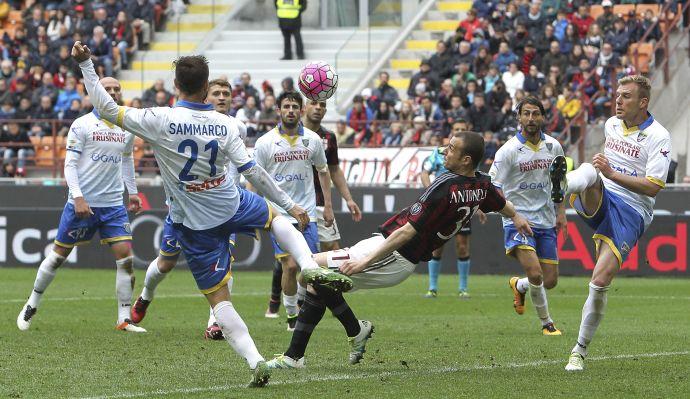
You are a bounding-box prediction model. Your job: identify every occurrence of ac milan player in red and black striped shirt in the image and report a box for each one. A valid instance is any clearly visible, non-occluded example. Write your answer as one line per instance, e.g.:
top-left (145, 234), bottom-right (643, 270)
top-left (265, 131), bottom-right (533, 369)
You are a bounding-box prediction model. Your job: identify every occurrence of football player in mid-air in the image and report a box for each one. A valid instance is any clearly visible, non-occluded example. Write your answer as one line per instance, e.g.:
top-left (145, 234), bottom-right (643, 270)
top-left (129, 78), bottom-right (247, 340)
top-left (17, 77), bottom-right (144, 333)
top-left (265, 131), bottom-right (530, 369)
top-left (72, 42), bottom-right (352, 387)
top-left (489, 96), bottom-right (567, 336)
top-left (552, 75), bottom-right (672, 371)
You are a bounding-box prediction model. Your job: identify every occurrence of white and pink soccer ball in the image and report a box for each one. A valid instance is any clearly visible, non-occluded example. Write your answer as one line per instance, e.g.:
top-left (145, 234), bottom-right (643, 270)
top-left (298, 61), bottom-right (338, 101)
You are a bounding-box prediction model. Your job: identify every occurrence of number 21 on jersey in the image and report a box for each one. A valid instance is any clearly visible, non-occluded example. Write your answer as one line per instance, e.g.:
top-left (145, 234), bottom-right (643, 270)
top-left (177, 139), bottom-right (219, 181)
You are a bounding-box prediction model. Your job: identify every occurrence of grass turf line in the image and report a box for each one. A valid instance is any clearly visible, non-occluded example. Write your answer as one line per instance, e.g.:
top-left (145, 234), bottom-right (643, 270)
top-left (1, 268), bottom-right (688, 398)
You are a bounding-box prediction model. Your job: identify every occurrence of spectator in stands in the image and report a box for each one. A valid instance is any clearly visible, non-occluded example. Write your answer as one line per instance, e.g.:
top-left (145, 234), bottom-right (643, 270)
top-left (542, 41), bottom-right (568, 79)
top-left (105, 0), bottom-right (124, 20)
top-left (487, 79), bottom-right (509, 111)
top-left (638, 9), bottom-right (661, 43)
top-left (347, 95), bottom-right (373, 146)
top-left (444, 95), bottom-right (466, 134)
top-left (257, 94), bottom-right (278, 135)
top-left (14, 97), bottom-right (33, 120)
top-left (372, 71), bottom-right (400, 108)
top-left (407, 59), bottom-right (437, 99)
top-left (571, 5), bottom-right (594, 39)
top-left (429, 41), bottom-right (454, 80)
top-left (542, 96), bottom-right (565, 138)
top-left (523, 2), bottom-right (545, 37)
top-left (25, 5), bottom-right (46, 41)
top-left (236, 95), bottom-right (261, 136)
top-left (372, 100), bottom-right (396, 139)
top-left (509, 22), bottom-right (529, 58)
top-left (436, 78), bottom-right (455, 111)
top-left (606, 18), bottom-right (630, 55)
top-left (536, 24), bottom-right (556, 54)
top-left (127, 0), bottom-right (153, 50)
top-left (58, 98), bottom-right (82, 136)
top-left (280, 76), bottom-right (295, 94)
top-left (596, 42), bottom-right (620, 75)
top-left (56, 45), bottom-right (81, 78)
top-left (488, 26), bottom-right (508, 54)
top-left (111, 11), bottom-right (135, 69)
top-left (494, 41), bottom-right (518, 73)
top-left (481, 131), bottom-right (498, 171)
top-left (154, 90), bottom-right (171, 107)
top-left (596, 0), bottom-right (616, 33)
top-left (1, 121), bottom-right (33, 176)
top-left (12, 78), bottom-right (31, 105)
top-left (34, 95), bottom-right (57, 135)
top-left (502, 62), bottom-right (524, 100)
top-left (482, 64), bottom-right (500, 93)
top-left (467, 93), bottom-right (495, 133)
top-left (451, 60), bottom-right (476, 90)
top-left (0, 98), bottom-right (15, 119)
top-left (47, 9), bottom-right (71, 42)
top-left (88, 26), bottom-right (114, 77)
top-left (520, 40), bottom-right (540, 75)
top-left (53, 76), bottom-right (80, 116)
top-left (472, 0), bottom-right (492, 19)
top-left (383, 121), bottom-right (403, 147)
top-left (72, 5), bottom-right (95, 39)
top-left (416, 95), bottom-right (444, 136)
top-left (453, 41), bottom-right (474, 68)
top-left (568, 43), bottom-right (587, 67)
top-left (473, 46), bottom-right (492, 78)
top-left (523, 64), bottom-right (545, 95)
top-left (238, 72), bottom-right (261, 106)
top-left (142, 79), bottom-right (172, 107)
top-left (584, 23), bottom-right (604, 49)
top-left (335, 119), bottom-right (355, 145)
top-left (1, 162), bottom-right (16, 177)
top-left (401, 116), bottom-right (428, 146)
top-left (1, 59), bottom-right (14, 81)
top-left (31, 42), bottom-right (58, 75)
top-left (560, 24), bottom-right (580, 55)
top-left (459, 9), bottom-right (481, 41)
top-left (556, 85), bottom-right (582, 120)
top-left (130, 97), bottom-right (143, 108)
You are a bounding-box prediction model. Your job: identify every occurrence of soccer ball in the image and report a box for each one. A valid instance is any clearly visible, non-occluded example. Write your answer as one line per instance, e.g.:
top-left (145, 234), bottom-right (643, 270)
top-left (298, 61), bottom-right (338, 101)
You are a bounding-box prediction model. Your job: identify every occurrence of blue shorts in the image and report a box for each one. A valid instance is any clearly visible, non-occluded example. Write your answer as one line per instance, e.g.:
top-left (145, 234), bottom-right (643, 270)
top-left (270, 222), bottom-right (319, 259)
top-left (172, 189), bottom-right (272, 294)
top-left (504, 226), bottom-right (559, 265)
top-left (570, 186), bottom-right (644, 265)
top-left (160, 216), bottom-right (247, 260)
top-left (54, 203), bottom-right (131, 248)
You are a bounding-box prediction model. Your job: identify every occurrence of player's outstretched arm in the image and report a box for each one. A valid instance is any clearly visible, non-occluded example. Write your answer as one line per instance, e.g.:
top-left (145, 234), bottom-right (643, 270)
top-left (340, 222), bottom-right (417, 276)
top-left (241, 164), bottom-right (307, 225)
top-left (74, 42), bottom-right (161, 143)
top-left (499, 200), bottom-right (533, 236)
top-left (593, 153), bottom-right (663, 197)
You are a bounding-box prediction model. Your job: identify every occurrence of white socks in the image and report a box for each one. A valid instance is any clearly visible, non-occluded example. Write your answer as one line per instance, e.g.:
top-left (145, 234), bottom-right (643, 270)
top-left (27, 251), bottom-right (65, 308)
top-left (573, 282), bottom-right (609, 358)
top-left (283, 293), bottom-right (299, 316)
top-left (115, 256), bottom-right (135, 323)
top-left (141, 258), bottom-right (167, 301)
top-left (516, 277), bottom-right (530, 293)
top-left (213, 301), bottom-right (264, 369)
top-left (529, 282), bottom-right (553, 325)
top-left (208, 306), bottom-right (217, 327)
top-left (297, 282), bottom-right (306, 303)
top-left (566, 163), bottom-right (598, 195)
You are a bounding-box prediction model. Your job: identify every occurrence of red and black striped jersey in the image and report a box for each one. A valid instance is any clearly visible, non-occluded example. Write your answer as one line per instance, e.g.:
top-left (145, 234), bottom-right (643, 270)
top-left (379, 171), bottom-right (506, 263)
top-left (312, 126), bottom-right (340, 207)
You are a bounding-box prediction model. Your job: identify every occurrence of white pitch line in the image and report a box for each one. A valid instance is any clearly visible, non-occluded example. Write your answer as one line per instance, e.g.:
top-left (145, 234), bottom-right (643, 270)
top-left (77, 351), bottom-right (689, 399)
top-left (2, 291), bottom-right (690, 305)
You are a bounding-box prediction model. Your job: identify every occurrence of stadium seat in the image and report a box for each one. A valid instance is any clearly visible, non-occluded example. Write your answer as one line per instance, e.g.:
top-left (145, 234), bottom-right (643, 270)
top-left (29, 135), bottom-right (41, 152)
top-left (35, 137), bottom-right (56, 167)
top-left (613, 5), bottom-right (636, 19)
top-left (56, 136), bottom-right (67, 163)
top-left (589, 5), bottom-right (604, 20)
top-left (628, 42), bottom-right (654, 74)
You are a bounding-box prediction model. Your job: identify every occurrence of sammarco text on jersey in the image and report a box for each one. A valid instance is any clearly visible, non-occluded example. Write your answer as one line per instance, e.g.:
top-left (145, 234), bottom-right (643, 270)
top-left (168, 123), bottom-right (229, 137)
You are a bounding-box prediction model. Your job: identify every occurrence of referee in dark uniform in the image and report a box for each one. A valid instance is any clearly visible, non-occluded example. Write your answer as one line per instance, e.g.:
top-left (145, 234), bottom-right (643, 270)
top-left (276, 0), bottom-right (307, 60)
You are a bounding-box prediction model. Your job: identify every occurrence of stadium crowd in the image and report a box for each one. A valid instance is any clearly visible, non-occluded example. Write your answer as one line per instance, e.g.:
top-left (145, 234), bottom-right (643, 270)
top-left (0, 0), bottom-right (681, 177)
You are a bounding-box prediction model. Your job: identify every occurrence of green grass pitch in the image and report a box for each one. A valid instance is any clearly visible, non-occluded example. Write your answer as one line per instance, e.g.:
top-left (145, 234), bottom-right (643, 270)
top-left (1, 268), bottom-right (688, 398)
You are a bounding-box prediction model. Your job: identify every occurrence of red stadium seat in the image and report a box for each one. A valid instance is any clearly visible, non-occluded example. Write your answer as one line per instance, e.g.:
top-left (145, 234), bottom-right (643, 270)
top-left (589, 5), bottom-right (604, 20)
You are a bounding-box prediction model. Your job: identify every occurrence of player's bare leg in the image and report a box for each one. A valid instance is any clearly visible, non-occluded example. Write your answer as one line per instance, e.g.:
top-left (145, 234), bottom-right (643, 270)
top-left (566, 242), bottom-right (619, 371)
top-left (455, 234), bottom-right (471, 298)
top-left (205, 284), bottom-right (269, 387)
top-left (512, 248), bottom-right (560, 335)
top-left (110, 242), bottom-right (145, 333)
top-left (279, 256), bottom-right (300, 331)
top-left (17, 244), bottom-right (71, 331)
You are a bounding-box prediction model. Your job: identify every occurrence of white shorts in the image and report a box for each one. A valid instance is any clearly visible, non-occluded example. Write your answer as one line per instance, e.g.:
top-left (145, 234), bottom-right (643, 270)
top-left (326, 234), bottom-right (416, 290)
top-left (316, 206), bottom-right (341, 242)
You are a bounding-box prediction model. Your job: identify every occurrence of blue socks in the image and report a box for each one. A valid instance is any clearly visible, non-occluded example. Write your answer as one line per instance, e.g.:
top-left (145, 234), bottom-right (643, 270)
top-left (457, 257), bottom-right (470, 292)
top-left (427, 257), bottom-right (441, 291)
